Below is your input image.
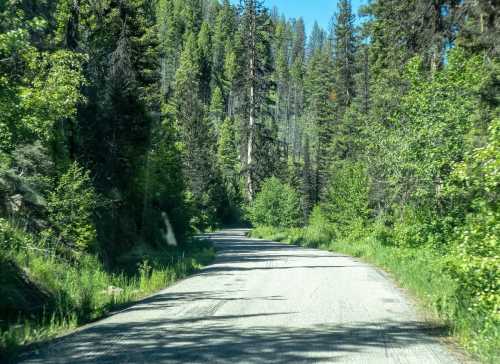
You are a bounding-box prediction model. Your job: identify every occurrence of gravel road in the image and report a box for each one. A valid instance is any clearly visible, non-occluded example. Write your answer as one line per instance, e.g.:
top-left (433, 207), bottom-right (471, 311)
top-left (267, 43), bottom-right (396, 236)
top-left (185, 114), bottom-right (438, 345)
top-left (18, 229), bottom-right (463, 363)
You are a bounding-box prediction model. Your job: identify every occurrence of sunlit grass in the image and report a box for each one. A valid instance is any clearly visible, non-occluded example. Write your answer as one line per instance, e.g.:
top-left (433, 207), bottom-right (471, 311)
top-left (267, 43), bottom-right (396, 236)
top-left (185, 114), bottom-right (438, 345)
top-left (0, 241), bottom-right (215, 360)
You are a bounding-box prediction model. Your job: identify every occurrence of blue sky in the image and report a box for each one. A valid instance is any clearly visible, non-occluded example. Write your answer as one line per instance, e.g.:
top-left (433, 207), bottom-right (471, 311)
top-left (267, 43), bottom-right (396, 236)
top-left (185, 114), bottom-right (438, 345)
top-left (230, 0), bottom-right (368, 35)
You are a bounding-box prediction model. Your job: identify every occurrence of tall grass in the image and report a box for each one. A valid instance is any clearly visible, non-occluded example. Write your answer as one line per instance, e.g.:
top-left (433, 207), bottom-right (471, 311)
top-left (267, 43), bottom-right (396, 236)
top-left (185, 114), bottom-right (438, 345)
top-left (0, 241), bottom-right (215, 360)
top-left (251, 225), bottom-right (499, 363)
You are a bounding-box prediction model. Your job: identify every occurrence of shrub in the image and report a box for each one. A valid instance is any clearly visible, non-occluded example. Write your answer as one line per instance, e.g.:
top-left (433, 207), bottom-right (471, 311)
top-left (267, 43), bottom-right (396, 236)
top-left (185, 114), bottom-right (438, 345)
top-left (303, 206), bottom-right (332, 247)
top-left (248, 177), bottom-right (301, 228)
top-left (369, 214), bottom-right (394, 246)
top-left (46, 162), bottom-right (97, 257)
top-left (322, 161), bottom-right (369, 238)
top-left (393, 207), bottom-right (431, 248)
top-left (444, 118), bottom-right (500, 352)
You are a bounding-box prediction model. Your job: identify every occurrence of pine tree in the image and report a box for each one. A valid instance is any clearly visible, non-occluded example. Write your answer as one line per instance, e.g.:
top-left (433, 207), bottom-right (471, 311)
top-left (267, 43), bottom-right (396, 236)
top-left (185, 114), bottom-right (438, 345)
top-left (217, 117), bottom-right (242, 219)
top-left (304, 46), bottom-right (336, 200)
top-left (182, 0), bottom-right (203, 37)
top-left (157, 0), bottom-right (183, 100)
top-left (211, 0), bottom-right (237, 93)
top-left (198, 21), bottom-right (212, 103)
top-left (175, 33), bottom-right (205, 196)
top-left (273, 17), bottom-right (291, 153)
top-left (308, 21), bottom-right (326, 58)
top-left (289, 18), bottom-right (306, 158)
top-left (237, 0), bottom-right (274, 199)
top-left (333, 0), bottom-right (357, 115)
top-left (209, 86), bottom-right (225, 133)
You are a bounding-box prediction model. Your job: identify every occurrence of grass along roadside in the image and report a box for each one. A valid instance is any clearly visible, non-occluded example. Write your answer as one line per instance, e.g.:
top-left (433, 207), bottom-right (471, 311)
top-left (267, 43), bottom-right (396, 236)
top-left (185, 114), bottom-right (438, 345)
top-left (0, 239), bottom-right (215, 362)
top-left (250, 225), bottom-right (498, 364)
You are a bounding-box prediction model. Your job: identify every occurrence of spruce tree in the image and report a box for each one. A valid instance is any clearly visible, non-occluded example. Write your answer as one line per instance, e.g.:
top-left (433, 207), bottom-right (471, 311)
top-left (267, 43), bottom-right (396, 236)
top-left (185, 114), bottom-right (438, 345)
top-left (308, 21), bottom-right (326, 58)
top-left (274, 17), bottom-right (292, 152)
top-left (289, 18), bottom-right (306, 158)
top-left (237, 0), bottom-right (274, 199)
top-left (217, 117), bottom-right (242, 219)
top-left (304, 45), bottom-right (336, 200)
top-left (211, 0), bottom-right (237, 93)
top-left (333, 0), bottom-right (357, 115)
top-left (198, 21), bottom-right (213, 103)
top-left (174, 33), bottom-right (206, 197)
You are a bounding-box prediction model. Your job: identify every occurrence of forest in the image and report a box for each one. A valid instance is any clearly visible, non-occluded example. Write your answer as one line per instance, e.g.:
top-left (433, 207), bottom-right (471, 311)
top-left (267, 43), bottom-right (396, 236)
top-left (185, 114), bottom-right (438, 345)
top-left (0, 0), bottom-right (498, 362)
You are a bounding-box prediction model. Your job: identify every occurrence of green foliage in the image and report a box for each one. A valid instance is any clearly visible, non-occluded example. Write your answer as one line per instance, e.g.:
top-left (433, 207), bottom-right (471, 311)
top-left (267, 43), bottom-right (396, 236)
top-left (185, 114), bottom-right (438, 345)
top-left (322, 161), bottom-right (369, 237)
top-left (304, 45), bottom-right (336, 195)
top-left (20, 51), bottom-right (86, 144)
top-left (444, 117), bottom-right (500, 353)
top-left (333, 0), bottom-right (357, 113)
top-left (217, 117), bottom-right (243, 222)
top-left (46, 163), bottom-right (97, 256)
top-left (0, 219), bottom-right (28, 252)
top-left (1, 0), bottom-right (499, 362)
top-left (303, 206), bottom-right (332, 247)
top-left (0, 12), bottom-right (85, 153)
top-left (0, 236), bottom-right (215, 359)
top-left (249, 177), bottom-right (301, 228)
top-left (391, 208), bottom-right (430, 248)
top-left (395, 50), bottom-right (486, 200)
top-left (139, 123), bottom-right (191, 245)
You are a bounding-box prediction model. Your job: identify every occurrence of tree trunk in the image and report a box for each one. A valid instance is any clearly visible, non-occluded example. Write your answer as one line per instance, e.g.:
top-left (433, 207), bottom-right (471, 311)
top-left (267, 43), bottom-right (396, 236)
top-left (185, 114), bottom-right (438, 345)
top-left (246, 2), bottom-right (256, 200)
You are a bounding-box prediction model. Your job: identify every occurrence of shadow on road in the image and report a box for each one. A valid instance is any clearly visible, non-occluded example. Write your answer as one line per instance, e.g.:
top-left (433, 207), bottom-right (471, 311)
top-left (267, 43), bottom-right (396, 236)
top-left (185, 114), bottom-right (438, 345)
top-left (19, 315), bottom-right (448, 363)
top-left (17, 231), bottom-right (452, 363)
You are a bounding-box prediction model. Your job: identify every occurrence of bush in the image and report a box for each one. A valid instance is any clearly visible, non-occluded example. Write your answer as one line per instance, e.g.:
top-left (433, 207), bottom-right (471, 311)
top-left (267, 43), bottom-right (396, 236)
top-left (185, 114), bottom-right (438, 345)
top-left (368, 215), bottom-right (394, 246)
top-left (392, 207), bottom-right (431, 248)
top-left (303, 206), bottom-right (332, 247)
top-left (46, 162), bottom-right (97, 257)
top-left (443, 118), bottom-right (500, 354)
top-left (248, 177), bottom-right (301, 228)
top-left (322, 161), bottom-right (369, 238)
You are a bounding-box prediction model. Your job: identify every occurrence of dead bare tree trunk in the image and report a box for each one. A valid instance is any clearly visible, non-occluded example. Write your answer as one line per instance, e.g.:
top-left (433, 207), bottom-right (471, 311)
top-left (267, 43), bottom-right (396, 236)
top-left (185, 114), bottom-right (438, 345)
top-left (246, 1), bottom-right (257, 200)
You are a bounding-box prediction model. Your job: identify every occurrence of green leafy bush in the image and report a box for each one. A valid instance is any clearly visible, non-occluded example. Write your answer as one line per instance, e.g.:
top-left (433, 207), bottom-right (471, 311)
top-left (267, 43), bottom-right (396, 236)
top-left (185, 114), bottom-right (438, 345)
top-left (322, 161), bottom-right (369, 238)
top-left (444, 117), bottom-right (500, 354)
top-left (248, 177), bottom-right (301, 228)
top-left (368, 215), bottom-right (394, 246)
top-left (303, 206), bottom-right (332, 247)
top-left (392, 207), bottom-right (431, 248)
top-left (46, 163), bottom-right (97, 256)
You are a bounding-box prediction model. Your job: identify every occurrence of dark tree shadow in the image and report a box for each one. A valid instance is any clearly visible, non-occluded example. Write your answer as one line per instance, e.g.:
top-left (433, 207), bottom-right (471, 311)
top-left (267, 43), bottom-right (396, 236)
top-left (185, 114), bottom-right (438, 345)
top-left (17, 314), bottom-right (449, 364)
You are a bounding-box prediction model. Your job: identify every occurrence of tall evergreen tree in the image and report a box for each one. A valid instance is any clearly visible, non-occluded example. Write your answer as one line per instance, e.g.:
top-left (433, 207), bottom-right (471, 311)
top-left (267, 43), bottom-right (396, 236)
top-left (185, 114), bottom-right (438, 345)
top-left (333, 0), bottom-right (357, 115)
top-left (308, 21), bottom-right (327, 58)
top-left (157, 0), bottom-right (183, 100)
top-left (174, 34), bottom-right (206, 196)
top-left (236, 0), bottom-right (274, 199)
top-left (211, 0), bottom-right (237, 94)
top-left (73, 0), bottom-right (157, 256)
top-left (304, 46), bottom-right (336, 200)
top-left (198, 21), bottom-right (213, 103)
top-left (289, 17), bottom-right (306, 158)
top-left (273, 17), bottom-right (291, 151)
